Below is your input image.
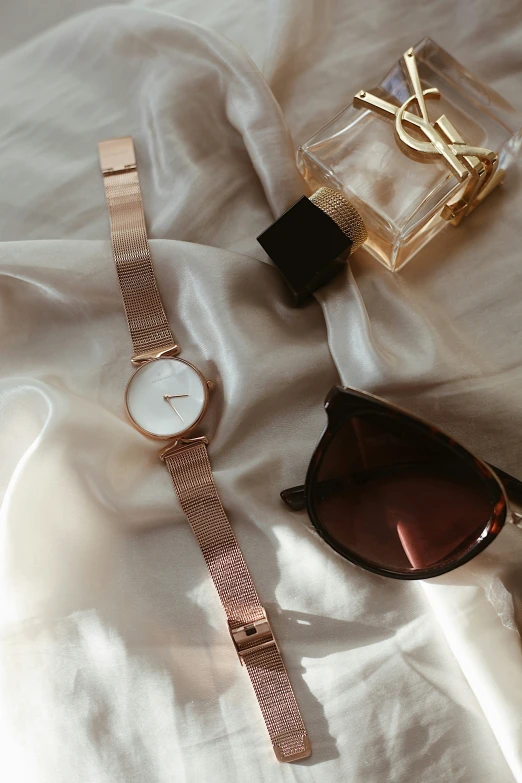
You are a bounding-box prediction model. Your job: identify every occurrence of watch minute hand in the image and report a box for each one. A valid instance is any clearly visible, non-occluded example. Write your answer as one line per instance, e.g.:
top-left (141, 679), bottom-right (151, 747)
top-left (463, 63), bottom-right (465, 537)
top-left (163, 394), bottom-right (188, 422)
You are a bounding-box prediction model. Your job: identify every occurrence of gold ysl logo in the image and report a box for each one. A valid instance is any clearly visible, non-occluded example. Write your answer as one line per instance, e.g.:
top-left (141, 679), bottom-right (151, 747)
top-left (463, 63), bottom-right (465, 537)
top-left (354, 48), bottom-right (502, 224)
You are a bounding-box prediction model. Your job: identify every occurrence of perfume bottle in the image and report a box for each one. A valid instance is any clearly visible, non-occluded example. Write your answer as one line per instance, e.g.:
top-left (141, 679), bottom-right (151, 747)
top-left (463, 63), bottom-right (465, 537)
top-left (296, 38), bottom-right (522, 272)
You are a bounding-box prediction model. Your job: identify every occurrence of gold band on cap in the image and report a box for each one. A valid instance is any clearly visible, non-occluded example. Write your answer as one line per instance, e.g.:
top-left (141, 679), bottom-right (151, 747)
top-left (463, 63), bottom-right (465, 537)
top-left (310, 187), bottom-right (367, 253)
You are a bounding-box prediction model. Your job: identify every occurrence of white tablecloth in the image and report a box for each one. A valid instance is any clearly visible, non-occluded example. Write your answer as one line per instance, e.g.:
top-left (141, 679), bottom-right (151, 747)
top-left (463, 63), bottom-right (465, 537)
top-left (1, 2), bottom-right (521, 781)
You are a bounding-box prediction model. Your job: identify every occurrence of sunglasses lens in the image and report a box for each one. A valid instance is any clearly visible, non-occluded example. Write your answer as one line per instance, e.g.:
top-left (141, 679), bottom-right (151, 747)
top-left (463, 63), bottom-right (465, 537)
top-left (313, 412), bottom-right (498, 575)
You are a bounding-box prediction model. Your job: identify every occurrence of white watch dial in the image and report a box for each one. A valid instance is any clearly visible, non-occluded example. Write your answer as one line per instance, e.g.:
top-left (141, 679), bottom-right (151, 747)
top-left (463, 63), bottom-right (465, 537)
top-left (126, 357), bottom-right (207, 438)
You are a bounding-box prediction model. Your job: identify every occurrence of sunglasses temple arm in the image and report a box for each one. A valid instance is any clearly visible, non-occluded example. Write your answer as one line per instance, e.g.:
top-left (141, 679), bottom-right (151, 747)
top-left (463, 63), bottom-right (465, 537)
top-left (487, 462), bottom-right (522, 510)
top-left (280, 485), bottom-right (307, 511)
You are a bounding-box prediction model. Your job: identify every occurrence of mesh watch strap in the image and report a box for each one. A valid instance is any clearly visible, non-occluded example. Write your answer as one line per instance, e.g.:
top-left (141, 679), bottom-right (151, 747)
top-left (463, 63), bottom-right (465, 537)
top-left (164, 442), bottom-right (311, 761)
top-left (98, 137), bottom-right (177, 359)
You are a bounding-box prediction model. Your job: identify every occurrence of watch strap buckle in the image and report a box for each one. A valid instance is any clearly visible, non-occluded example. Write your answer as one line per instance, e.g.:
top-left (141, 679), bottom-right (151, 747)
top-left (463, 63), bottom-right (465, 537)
top-left (230, 611), bottom-right (277, 664)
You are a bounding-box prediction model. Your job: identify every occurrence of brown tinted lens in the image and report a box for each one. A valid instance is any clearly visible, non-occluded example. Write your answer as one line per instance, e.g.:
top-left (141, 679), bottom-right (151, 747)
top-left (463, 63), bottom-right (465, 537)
top-left (313, 412), bottom-right (494, 574)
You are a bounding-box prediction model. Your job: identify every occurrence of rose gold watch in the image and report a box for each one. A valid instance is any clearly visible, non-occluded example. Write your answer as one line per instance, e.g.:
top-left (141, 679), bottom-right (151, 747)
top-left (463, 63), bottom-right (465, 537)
top-left (98, 137), bottom-right (311, 762)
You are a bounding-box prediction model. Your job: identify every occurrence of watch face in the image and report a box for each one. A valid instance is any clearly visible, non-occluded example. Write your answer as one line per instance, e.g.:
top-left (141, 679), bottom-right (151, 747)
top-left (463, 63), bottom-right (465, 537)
top-left (125, 357), bottom-right (208, 439)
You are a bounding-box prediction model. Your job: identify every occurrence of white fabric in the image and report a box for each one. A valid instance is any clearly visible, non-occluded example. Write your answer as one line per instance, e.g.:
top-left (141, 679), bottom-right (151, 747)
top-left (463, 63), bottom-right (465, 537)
top-left (1, 2), bottom-right (521, 781)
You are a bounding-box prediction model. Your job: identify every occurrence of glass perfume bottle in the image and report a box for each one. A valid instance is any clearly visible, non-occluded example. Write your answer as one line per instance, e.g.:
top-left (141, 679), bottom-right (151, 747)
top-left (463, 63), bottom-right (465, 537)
top-left (297, 38), bottom-right (522, 272)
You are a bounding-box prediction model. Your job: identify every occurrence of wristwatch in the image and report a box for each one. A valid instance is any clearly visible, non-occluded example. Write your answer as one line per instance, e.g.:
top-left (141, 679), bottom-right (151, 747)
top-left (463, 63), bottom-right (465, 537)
top-left (98, 136), bottom-right (311, 762)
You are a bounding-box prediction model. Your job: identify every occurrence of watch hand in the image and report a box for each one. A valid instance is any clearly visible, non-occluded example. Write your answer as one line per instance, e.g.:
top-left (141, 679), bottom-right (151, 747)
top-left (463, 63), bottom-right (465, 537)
top-left (163, 394), bottom-right (188, 423)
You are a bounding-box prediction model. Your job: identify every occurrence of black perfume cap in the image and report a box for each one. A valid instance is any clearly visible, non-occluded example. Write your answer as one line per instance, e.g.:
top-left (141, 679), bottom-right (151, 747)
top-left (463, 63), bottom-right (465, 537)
top-left (257, 187), bottom-right (367, 306)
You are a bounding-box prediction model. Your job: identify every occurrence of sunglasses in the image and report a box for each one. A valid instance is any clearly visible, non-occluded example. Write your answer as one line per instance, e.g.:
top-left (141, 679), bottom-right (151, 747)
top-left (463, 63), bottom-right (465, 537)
top-left (282, 387), bottom-right (522, 580)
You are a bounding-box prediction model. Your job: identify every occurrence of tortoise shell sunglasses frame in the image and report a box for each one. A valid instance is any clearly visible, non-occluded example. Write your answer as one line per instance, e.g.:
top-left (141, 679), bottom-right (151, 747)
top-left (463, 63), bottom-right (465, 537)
top-left (282, 387), bottom-right (522, 580)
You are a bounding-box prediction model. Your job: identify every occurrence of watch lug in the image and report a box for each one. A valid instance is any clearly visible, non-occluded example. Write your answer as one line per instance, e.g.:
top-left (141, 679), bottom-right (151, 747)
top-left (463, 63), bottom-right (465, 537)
top-left (160, 435), bottom-right (210, 461)
top-left (131, 344), bottom-right (181, 365)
